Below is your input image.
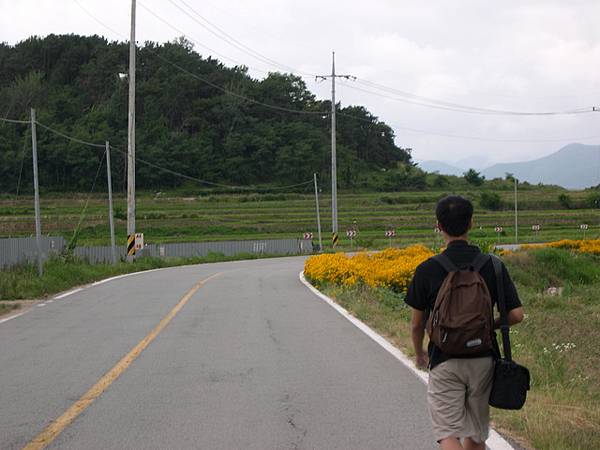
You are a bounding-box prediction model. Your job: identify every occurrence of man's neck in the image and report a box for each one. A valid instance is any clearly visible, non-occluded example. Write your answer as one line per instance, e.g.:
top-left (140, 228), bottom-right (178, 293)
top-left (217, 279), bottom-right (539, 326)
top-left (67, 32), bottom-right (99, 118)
top-left (444, 234), bottom-right (469, 246)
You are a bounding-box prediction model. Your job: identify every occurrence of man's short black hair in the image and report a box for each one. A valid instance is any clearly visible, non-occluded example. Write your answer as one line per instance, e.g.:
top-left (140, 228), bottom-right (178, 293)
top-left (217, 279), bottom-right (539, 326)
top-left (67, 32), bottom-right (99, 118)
top-left (436, 195), bottom-right (473, 237)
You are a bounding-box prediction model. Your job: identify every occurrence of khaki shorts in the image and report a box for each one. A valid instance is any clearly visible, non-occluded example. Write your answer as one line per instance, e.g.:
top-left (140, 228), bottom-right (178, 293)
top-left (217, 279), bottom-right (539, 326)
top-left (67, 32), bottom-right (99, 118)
top-left (427, 357), bottom-right (494, 444)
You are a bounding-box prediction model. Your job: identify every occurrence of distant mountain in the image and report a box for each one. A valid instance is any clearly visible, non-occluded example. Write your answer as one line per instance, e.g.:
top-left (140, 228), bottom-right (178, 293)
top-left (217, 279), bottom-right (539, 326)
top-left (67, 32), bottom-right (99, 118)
top-left (455, 155), bottom-right (491, 170)
top-left (481, 143), bottom-right (600, 189)
top-left (417, 160), bottom-right (465, 176)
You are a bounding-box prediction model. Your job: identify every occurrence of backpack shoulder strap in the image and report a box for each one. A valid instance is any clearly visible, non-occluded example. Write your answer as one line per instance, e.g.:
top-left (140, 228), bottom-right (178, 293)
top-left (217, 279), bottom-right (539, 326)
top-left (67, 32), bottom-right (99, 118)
top-left (432, 253), bottom-right (459, 273)
top-left (491, 254), bottom-right (512, 361)
top-left (472, 253), bottom-right (490, 273)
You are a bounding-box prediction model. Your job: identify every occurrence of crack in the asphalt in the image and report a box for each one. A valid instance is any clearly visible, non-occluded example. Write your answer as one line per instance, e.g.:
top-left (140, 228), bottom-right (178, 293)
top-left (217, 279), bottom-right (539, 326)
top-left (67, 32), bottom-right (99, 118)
top-left (207, 367), bottom-right (254, 383)
top-left (280, 392), bottom-right (308, 450)
top-left (266, 318), bottom-right (280, 345)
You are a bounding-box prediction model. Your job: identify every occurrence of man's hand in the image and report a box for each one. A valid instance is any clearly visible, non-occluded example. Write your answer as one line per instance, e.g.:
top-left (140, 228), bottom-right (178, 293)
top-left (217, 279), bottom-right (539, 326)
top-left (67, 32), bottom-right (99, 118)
top-left (415, 352), bottom-right (429, 369)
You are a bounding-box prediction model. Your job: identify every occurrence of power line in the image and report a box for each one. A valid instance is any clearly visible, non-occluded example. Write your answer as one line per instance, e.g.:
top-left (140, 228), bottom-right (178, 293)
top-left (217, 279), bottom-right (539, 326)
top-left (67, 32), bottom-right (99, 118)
top-left (0, 117), bottom-right (30, 124)
top-left (74, 0), bottom-right (598, 121)
top-left (342, 80), bottom-right (599, 116)
top-left (354, 78), bottom-right (597, 116)
top-left (76, 0), bottom-right (269, 75)
top-left (147, 49), bottom-right (327, 115)
top-left (111, 144), bottom-right (314, 191)
top-left (34, 118), bottom-right (314, 191)
top-left (336, 110), bottom-right (600, 143)
top-left (169, 0), bottom-right (316, 77)
top-left (39, 106), bottom-right (599, 145)
top-left (35, 121), bottom-right (106, 148)
top-left (340, 80), bottom-right (511, 115)
top-left (137, 1), bottom-right (271, 75)
top-left (73, 0), bottom-right (327, 116)
top-left (390, 125), bottom-right (600, 143)
top-left (68, 147), bottom-right (107, 250)
top-left (73, 0), bottom-right (125, 38)
top-left (181, 0), bottom-right (315, 61)
top-left (105, 144), bottom-right (315, 191)
top-left (54, 2), bottom-right (600, 145)
top-left (13, 132), bottom-right (29, 207)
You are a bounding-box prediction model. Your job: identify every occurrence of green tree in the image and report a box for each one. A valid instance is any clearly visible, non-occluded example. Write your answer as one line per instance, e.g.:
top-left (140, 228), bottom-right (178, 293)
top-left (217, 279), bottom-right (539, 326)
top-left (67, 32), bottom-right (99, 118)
top-left (558, 193), bottom-right (573, 209)
top-left (0, 34), bottom-right (413, 191)
top-left (464, 168), bottom-right (485, 186)
top-left (479, 192), bottom-right (503, 210)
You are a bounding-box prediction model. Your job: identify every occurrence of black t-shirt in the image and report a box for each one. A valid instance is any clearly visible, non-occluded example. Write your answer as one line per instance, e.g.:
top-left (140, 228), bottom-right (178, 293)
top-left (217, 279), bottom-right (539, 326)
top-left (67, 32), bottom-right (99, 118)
top-left (405, 240), bottom-right (522, 369)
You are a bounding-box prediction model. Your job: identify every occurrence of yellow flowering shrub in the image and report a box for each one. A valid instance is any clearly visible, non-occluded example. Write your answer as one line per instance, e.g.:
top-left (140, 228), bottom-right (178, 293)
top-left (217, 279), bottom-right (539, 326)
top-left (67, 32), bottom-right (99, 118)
top-left (304, 245), bottom-right (434, 293)
top-left (521, 239), bottom-right (600, 255)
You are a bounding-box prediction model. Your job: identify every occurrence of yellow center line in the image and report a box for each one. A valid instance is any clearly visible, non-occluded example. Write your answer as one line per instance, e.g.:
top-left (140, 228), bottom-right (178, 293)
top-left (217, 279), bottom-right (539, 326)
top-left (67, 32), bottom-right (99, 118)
top-left (22, 272), bottom-right (222, 450)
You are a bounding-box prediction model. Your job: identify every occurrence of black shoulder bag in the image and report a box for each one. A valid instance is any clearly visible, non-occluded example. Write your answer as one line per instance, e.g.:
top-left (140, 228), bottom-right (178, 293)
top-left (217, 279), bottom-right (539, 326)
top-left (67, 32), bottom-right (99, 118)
top-left (489, 255), bottom-right (531, 410)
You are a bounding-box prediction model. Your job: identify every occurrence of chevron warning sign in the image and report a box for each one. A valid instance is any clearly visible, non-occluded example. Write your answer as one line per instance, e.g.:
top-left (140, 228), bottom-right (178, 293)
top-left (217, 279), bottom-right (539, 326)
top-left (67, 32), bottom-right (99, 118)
top-left (127, 234), bottom-right (136, 256)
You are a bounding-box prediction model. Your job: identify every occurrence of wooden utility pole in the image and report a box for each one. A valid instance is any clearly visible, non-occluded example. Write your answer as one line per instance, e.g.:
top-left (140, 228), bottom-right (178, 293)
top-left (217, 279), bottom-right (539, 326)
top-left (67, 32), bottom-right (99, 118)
top-left (316, 52), bottom-right (355, 246)
top-left (127, 0), bottom-right (136, 261)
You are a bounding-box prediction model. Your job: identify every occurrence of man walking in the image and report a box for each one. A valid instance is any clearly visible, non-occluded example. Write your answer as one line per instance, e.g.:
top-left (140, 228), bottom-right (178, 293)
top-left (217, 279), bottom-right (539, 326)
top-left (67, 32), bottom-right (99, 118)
top-left (405, 195), bottom-right (524, 450)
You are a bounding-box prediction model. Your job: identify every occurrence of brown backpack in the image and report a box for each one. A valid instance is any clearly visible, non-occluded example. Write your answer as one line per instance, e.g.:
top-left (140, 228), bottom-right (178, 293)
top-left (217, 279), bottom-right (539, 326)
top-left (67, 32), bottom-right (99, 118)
top-left (426, 253), bottom-right (494, 355)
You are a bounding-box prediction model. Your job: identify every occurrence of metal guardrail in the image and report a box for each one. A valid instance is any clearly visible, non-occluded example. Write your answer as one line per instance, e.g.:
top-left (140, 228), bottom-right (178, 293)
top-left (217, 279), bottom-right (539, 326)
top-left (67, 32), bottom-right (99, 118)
top-left (0, 237), bottom-right (313, 267)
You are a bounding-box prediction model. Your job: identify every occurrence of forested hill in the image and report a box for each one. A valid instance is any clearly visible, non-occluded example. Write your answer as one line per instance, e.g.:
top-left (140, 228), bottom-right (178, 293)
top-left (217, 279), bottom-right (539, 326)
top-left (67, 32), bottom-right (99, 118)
top-left (0, 34), bottom-right (412, 192)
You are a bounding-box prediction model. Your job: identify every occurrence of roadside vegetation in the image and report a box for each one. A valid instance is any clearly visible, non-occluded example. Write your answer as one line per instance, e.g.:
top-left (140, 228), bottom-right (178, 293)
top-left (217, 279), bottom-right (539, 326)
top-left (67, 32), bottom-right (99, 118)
top-left (1, 185), bottom-right (598, 250)
top-left (0, 252), bottom-right (284, 305)
top-left (305, 245), bottom-right (600, 450)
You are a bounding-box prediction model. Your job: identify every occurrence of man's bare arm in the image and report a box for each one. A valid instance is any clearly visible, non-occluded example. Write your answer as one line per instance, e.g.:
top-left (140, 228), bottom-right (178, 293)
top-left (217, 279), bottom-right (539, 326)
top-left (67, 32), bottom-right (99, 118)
top-left (494, 306), bottom-right (524, 329)
top-left (410, 309), bottom-right (428, 368)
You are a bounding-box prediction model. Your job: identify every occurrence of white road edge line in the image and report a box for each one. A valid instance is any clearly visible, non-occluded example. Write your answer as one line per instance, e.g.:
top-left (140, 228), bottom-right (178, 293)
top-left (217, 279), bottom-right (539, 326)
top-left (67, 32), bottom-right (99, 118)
top-left (54, 287), bottom-right (84, 299)
top-left (0, 312), bottom-right (26, 325)
top-left (0, 257), bottom-right (279, 327)
top-left (0, 266), bottom-right (185, 326)
top-left (299, 271), bottom-right (514, 450)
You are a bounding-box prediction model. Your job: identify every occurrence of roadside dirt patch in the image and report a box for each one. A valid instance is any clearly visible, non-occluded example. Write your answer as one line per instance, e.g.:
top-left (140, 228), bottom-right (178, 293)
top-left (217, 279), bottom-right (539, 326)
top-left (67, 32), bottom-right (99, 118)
top-left (0, 299), bottom-right (44, 318)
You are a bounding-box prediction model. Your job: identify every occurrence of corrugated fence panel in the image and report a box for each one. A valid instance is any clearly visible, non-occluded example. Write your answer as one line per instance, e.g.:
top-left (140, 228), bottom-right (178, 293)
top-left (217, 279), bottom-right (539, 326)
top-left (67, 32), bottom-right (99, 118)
top-left (73, 246), bottom-right (127, 265)
top-left (0, 236), bottom-right (66, 268)
top-left (0, 237), bottom-right (312, 269)
top-left (152, 239), bottom-right (312, 258)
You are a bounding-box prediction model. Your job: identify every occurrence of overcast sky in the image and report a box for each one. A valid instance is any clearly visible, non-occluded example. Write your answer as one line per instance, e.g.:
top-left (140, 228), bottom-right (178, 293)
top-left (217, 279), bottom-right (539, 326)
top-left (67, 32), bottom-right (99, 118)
top-left (2, 0), bottom-right (600, 167)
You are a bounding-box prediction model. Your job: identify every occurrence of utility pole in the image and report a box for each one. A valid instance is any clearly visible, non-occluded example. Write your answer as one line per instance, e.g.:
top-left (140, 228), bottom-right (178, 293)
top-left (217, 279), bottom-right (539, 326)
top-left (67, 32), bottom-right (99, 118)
top-left (106, 141), bottom-right (117, 264)
top-left (126, 0), bottom-right (136, 261)
top-left (30, 108), bottom-right (43, 276)
top-left (316, 52), bottom-right (355, 246)
top-left (313, 173), bottom-right (323, 252)
top-left (514, 177), bottom-right (518, 244)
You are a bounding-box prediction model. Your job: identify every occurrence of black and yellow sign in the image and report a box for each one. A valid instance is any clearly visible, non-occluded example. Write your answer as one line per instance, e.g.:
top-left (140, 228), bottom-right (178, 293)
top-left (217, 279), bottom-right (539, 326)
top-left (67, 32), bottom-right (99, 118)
top-left (332, 232), bottom-right (339, 247)
top-left (127, 234), bottom-right (136, 256)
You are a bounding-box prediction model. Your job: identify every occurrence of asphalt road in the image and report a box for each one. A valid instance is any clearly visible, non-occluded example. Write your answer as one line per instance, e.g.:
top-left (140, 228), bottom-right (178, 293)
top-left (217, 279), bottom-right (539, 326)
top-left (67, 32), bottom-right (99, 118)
top-left (0, 257), bottom-right (436, 450)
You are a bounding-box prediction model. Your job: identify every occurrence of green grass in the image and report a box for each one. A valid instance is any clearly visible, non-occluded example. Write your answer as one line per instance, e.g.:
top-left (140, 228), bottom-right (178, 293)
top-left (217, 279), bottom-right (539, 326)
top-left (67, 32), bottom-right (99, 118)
top-left (311, 248), bottom-right (600, 450)
top-left (0, 302), bottom-right (20, 316)
top-left (1, 188), bottom-right (599, 248)
top-left (0, 252), bottom-right (289, 301)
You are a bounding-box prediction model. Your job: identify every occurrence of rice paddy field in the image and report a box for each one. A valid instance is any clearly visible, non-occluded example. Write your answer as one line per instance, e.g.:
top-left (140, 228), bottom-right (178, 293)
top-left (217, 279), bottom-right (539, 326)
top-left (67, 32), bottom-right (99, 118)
top-left (1, 186), bottom-right (599, 249)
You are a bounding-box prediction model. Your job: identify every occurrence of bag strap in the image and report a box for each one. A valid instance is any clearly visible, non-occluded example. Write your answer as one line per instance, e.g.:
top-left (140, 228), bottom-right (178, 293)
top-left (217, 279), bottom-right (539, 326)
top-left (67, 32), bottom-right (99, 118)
top-left (432, 253), bottom-right (459, 273)
top-left (471, 253), bottom-right (490, 273)
top-left (491, 254), bottom-right (512, 361)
